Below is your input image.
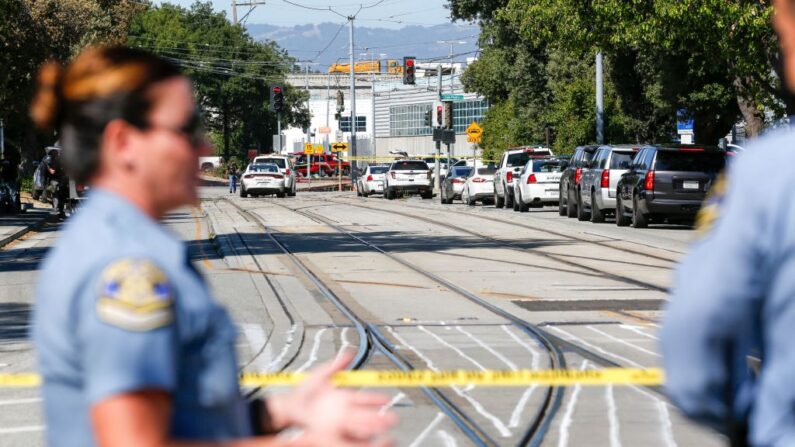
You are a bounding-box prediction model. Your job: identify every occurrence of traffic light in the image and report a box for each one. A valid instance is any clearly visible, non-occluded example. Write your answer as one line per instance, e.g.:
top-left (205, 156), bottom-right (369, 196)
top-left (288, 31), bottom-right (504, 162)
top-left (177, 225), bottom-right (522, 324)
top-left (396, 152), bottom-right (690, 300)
top-left (443, 101), bottom-right (453, 130)
top-left (403, 56), bottom-right (416, 85)
top-left (270, 85), bottom-right (285, 113)
top-left (423, 110), bottom-right (432, 127)
top-left (436, 105), bottom-right (443, 127)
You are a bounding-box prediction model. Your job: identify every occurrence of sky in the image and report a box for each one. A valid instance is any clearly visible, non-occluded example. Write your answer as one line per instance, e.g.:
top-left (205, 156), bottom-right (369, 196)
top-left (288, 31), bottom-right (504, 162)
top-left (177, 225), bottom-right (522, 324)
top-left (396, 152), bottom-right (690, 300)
top-left (155, 0), bottom-right (455, 29)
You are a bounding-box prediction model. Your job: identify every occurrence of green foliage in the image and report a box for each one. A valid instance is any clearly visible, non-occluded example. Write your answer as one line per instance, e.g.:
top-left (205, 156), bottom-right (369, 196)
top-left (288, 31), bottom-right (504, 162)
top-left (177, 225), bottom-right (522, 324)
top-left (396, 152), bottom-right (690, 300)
top-left (450, 0), bottom-right (782, 155)
top-left (129, 2), bottom-right (309, 160)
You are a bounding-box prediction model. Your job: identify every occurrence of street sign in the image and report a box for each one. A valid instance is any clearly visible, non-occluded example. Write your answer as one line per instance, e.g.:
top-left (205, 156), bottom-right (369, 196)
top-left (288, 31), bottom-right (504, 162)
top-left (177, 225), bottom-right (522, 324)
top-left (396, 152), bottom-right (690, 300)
top-left (314, 144), bottom-right (324, 155)
top-left (331, 142), bottom-right (349, 152)
top-left (304, 143), bottom-right (313, 155)
top-left (466, 121), bottom-right (482, 144)
top-left (247, 149), bottom-right (258, 160)
top-left (440, 94), bottom-right (464, 102)
top-left (318, 127), bottom-right (331, 134)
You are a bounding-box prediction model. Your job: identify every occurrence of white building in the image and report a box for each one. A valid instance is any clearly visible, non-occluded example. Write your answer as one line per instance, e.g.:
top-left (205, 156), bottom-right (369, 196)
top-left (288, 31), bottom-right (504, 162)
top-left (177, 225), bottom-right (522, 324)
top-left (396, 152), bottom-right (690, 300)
top-left (283, 66), bottom-right (488, 161)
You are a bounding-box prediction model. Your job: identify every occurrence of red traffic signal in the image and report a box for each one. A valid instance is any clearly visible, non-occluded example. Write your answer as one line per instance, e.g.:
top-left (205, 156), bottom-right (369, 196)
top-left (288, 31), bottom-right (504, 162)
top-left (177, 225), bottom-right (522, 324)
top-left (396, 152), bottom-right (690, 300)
top-left (403, 56), bottom-right (416, 85)
top-left (436, 105), bottom-right (442, 126)
top-left (273, 86), bottom-right (282, 93)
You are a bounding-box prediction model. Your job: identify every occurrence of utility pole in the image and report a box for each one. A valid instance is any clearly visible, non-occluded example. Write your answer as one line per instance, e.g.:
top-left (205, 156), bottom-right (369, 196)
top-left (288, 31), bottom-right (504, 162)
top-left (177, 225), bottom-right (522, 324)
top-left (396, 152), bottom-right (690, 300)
top-left (231, 1), bottom-right (267, 25)
top-left (348, 16), bottom-right (358, 182)
top-left (0, 119), bottom-right (5, 160)
top-left (371, 70), bottom-right (376, 161)
top-left (435, 64), bottom-right (442, 191)
top-left (596, 51), bottom-right (604, 145)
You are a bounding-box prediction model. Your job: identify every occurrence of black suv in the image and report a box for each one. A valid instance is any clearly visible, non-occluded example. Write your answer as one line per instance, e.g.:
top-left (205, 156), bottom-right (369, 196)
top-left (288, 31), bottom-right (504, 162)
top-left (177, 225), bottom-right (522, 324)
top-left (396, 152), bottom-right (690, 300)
top-left (616, 145), bottom-right (726, 228)
top-left (559, 145), bottom-right (599, 217)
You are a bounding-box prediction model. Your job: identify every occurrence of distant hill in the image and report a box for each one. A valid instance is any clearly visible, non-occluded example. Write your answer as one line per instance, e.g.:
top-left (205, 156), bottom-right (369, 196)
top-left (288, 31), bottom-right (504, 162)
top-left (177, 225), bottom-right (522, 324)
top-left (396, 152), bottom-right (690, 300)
top-left (245, 22), bottom-right (480, 70)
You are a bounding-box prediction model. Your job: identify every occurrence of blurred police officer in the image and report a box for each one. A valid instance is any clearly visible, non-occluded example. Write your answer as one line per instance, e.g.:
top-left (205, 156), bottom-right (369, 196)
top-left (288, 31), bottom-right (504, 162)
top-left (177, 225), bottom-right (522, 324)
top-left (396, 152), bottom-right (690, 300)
top-left (30, 46), bottom-right (395, 447)
top-left (662, 1), bottom-right (795, 445)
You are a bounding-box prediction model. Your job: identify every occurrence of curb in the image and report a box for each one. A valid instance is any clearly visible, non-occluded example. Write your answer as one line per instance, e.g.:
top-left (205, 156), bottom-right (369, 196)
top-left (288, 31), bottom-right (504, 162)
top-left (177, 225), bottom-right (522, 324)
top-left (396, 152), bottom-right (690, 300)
top-left (0, 212), bottom-right (53, 248)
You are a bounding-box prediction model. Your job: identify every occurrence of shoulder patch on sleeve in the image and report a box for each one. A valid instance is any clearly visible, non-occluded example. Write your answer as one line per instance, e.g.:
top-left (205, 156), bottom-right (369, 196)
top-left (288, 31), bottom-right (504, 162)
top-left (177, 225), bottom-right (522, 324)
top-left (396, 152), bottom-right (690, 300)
top-left (695, 173), bottom-right (728, 236)
top-left (96, 258), bottom-right (174, 332)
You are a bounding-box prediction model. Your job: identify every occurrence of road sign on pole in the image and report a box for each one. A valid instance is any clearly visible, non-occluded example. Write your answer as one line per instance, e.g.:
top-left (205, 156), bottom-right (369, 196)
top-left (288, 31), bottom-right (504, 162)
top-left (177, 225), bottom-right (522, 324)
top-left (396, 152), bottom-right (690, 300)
top-left (304, 143), bottom-right (314, 155)
top-left (331, 142), bottom-right (349, 153)
top-left (440, 94), bottom-right (464, 102)
top-left (466, 121), bottom-right (483, 144)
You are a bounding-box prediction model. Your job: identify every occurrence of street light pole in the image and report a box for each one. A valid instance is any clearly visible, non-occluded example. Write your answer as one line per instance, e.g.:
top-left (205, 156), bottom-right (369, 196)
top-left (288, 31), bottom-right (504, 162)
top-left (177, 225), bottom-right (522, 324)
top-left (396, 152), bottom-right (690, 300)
top-left (348, 16), bottom-right (358, 182)
top-left (596, 51), bottom-right (605, 144)
top-left (0, 119), bottom-right (5, 160)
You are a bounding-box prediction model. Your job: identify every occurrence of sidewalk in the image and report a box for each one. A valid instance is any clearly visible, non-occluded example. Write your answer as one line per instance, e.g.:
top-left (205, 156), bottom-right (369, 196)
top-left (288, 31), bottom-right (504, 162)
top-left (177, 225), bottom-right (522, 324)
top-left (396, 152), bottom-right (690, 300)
top-left (0, 195), bottom-right (54, 247)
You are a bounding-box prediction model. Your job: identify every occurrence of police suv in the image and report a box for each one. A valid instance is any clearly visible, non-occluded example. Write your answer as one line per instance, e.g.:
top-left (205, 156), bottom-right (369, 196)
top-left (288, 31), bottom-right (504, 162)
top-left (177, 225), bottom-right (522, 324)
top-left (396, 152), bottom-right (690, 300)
top-left (493, 147), bottom-right (554, 208)
top-left (383, 160), bottom-right (433, 200)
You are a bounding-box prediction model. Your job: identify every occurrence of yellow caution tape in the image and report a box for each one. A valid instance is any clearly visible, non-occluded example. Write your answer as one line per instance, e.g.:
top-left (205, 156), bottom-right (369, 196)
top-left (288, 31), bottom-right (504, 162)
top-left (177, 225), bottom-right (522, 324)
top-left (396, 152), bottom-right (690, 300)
top-left (0, 368), bottom-right (664, 389)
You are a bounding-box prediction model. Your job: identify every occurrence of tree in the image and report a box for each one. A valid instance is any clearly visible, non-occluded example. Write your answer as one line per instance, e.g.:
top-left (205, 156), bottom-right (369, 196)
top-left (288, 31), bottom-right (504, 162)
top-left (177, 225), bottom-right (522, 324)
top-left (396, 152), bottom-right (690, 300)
top-left (129, 2), bottom-right (309, 160)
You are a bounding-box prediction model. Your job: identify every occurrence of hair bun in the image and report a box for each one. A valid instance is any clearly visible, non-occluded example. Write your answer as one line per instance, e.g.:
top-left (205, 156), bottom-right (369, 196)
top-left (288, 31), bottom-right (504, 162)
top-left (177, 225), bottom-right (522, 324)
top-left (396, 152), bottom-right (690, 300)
top-left (30, 62), bottom-right (64, 130)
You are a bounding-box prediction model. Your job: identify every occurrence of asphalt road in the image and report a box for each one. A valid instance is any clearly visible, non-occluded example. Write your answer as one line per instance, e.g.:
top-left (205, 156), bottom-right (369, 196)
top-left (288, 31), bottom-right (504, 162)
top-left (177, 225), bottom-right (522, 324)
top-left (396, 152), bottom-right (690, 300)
top-left (0, 186), bottom-right (723, 447)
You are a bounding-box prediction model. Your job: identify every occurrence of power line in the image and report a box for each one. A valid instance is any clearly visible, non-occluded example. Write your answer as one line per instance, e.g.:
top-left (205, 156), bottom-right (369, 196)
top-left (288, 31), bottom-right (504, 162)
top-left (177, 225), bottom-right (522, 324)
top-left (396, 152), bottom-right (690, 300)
top-left (311, 20), bottom-right (349, 62)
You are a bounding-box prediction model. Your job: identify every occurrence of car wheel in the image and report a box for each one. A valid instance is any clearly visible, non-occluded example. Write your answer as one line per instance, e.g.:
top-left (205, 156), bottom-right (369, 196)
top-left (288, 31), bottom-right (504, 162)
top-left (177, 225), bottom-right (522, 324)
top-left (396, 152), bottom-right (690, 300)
top-left (467, 193), bottom-right (476, 206)
top-left (518, 191), bottom-right (529, 212)
top-left (577, 191), bottom-right (591, 221)
top-left (616, 195), bottom-right (630, 227)
top-left (440, 189), bottom-right (447, 204)
top-left (504, 185), bottom-right (514, 209)
top-left (494, 190), bottom-right (504, 208)
top-left (240, 186), bottom-right (247, 198)
top-left (387, 188), bottom-right (395, 200)
top-left (421, 191), bottom-right (433, 199)
top-left (558, 189), bottom-right (566, 216)
top-left (276, 190), bottom-right (286, 198)
top-left (566, 189), bottom-right (577, 218)
top-left (590, 190), bottom-right (605, 223)
top-left (632, 195), bottom-right (648, 228)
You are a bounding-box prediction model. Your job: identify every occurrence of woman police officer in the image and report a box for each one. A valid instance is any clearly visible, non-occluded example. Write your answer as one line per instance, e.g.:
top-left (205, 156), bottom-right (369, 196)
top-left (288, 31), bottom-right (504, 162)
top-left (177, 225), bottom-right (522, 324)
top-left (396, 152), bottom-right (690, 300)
top-left (30, 46), bottom-right (396, 447)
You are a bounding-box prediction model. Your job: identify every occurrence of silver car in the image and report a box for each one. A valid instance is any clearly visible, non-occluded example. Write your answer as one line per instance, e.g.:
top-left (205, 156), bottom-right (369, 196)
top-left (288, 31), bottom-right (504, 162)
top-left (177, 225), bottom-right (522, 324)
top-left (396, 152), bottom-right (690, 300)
top-left (578, 145), bottom-right (638, 222)
top-left (356, 164), bottom-right (389, 197)
top-left (252, 155), bottom-right (297, 196)
top-left (440, 166), bottom-right (473, 204)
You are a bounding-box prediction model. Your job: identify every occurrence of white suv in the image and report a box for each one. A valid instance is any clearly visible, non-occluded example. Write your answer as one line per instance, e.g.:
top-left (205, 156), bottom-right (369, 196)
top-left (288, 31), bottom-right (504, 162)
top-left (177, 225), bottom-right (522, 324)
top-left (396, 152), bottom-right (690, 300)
top-left (253, 155), bottom-right (296, 196)
top-left (384, 160), bottom-right (433, 200)
top-left (493, 147), bottom-right (553, 208)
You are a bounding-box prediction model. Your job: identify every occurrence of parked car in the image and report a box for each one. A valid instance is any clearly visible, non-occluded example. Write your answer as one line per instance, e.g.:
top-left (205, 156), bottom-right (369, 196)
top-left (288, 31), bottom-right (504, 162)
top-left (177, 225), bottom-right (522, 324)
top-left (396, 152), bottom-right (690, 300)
top-left (240, 163), bottom-right (286, 198)
top-left (558, 145), bottom-right (600, 218)
top-left (356, 164), bottom-right (389, 197)
top-left (461, 166), bottom-right (497, 206)
top-left (384, 160), bottom-right (433, 200)
top-left (577, 145), bottom-right (638, 222)
top-left (493, 147), bottom-right (554, 208)
top-left (512, 158), bottom-right (565, 212)
top-left (440, 166), bottom-right (473, 204)
top-left (253, 155), bottom-right (297, 196)
top-left (294, 155), bottom-right (331, 177)
top-left (199, 156), bottom-right (223, 172)
top-left (615, 145), bottom-right (726, 228)
top-left (314, 153), bottom-right (352, 176)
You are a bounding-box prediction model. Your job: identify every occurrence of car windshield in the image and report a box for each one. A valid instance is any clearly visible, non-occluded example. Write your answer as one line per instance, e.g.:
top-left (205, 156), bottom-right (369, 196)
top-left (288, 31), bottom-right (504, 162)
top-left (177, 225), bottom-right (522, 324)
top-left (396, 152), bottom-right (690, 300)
top-left (610, 152), bottom-right (635, 170)
top-left (654, 151), bottom-right (725, 173)
top-left (249, 164), bottom-right (279, 173)
top-left (532, 160), bottom-right (564, 172)
top-left (369, 166), bottom-right (388, 174)
top-left (476, 167), bottom-right (496, 176)
top-left (392, 161), bottom-right (428, 171)
top-left (255, 158), bottom-right (286, 168)
top-left (451, 167), bottom-right (473, 177)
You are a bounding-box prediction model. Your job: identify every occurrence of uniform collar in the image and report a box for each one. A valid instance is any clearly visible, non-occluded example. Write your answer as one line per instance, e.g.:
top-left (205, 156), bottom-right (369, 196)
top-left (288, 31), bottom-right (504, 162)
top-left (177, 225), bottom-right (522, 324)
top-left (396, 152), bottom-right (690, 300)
top-left (88, 188), bottom-right (188, 261)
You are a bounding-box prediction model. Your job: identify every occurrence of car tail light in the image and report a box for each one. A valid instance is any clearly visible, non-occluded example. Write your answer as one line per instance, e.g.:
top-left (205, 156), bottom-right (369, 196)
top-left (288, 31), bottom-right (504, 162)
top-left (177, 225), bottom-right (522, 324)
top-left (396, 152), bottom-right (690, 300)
top-left (679, 147), bottom-right (704, 152)
top-left (506, 171), bottom-right (513, 183)
top-left (390, 171), bottom-right (396, 179)
top-left (527, 174), bottom-right (537, 184)
top-left (285, 168), bottom-right (291, 176)
top-left (265, 174), bottom-right (283, 179)
top-left (601, 170), bottom-right (610, 188)
top-left (574, 168), bottom-right (582, 185)
top-left (244, 174), bottom-right (253, 179)
top-left (452, 178), bottom-right (464, 184)
top-left (367, 175), bottom-right (373, 181)
top-left (472, 177), bottom-right (486, 183)
top-left (644, 171), bottom-right (655, 191)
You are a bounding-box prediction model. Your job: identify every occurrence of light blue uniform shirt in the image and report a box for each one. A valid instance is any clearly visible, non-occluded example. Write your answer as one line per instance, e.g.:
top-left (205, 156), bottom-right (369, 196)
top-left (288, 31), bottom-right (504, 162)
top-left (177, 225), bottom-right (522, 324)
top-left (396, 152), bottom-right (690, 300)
top-left (33, 189), bottom-right (252, 446)
top-left (661, 128), bottom-right (795, 446)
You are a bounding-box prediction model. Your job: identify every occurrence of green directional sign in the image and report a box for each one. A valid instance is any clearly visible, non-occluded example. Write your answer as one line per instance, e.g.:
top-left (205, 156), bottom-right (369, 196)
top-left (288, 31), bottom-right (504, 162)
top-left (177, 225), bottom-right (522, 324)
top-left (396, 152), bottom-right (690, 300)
top-left (440, 94), bottom-right (464, 102)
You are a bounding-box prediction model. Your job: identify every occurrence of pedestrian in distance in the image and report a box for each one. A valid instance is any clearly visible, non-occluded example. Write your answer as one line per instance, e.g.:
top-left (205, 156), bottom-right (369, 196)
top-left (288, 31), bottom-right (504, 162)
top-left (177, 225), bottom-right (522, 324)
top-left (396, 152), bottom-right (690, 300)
top-left (228, 162), bottom-right (239, 193)
top-left (44, 147), bottom-right (68, 219)
top-left (661, 1), bottom-right (795, 446)
top-left (30, 45), bottom-right (396, 447)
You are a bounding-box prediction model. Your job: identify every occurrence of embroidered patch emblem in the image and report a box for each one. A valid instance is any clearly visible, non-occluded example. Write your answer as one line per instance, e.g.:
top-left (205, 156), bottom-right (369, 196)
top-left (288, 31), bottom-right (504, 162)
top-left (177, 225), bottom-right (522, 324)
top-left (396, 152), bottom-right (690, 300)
top-left (695, 173), bottom-right (728, 236)
top-left (96, 258), bottom-right (174, 331)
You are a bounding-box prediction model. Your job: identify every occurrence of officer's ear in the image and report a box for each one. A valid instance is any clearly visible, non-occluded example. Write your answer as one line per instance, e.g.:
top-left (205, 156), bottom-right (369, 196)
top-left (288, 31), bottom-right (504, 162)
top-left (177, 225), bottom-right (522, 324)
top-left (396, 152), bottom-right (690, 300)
top-left (101, 119), bottom-right (137, 172)
top-left (774, 0), bottom-right (795, 93)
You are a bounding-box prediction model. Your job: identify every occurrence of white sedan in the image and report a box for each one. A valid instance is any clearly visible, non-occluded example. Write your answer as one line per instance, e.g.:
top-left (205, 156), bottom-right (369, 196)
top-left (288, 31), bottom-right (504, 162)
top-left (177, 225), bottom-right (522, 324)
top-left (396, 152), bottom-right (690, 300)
top-left (240, 163), bottom-right (286, 198)
top-left (512, 158), bottom-right (565, 212)
top-left (461, 166), bottom-right (497, 206)
top-left (357, 165), bottom-right (389, 197)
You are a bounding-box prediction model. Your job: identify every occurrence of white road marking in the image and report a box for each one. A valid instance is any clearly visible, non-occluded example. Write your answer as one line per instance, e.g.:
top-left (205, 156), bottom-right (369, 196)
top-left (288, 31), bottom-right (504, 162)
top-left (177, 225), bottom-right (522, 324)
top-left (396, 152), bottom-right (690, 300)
top-left (557, 360), bottom-right (589, 447)
top-left (606, 384), bottom-right (622, 447)
top-left (418, 326), bottom-right (487, 371)
top-left (0, 397), bottom-right (41, 406)
top-left (629, 385), bottom-right (677, 447)
top-left (587, 326), bottom-right (660, 358)
top-left (380, 392), bottom-right (406, 415)
top-left (336, 327), bottom-right (351, 360)
top-left (436, 430), bottom-right (458, 447)
top-left (500, 325), bottom-right (544, 428)
top-left (387, 326), bottom-right (512, 437)
top-left (0, 425), bottom-right (44, 434)
top-left (619, 324), bottom-right (658, 340)
top-left (265, 324), bottom-right (298, 371)
top-left (408, 412), bottom-right (445, 447)
top-left (455, 326), bottom-right (518, 370)
top-left (550, 327), bottom-right (643, 368)
top-left (295, 328), bottom-right (327, 373)
top-left (241, 323), bottom-right (269, 371)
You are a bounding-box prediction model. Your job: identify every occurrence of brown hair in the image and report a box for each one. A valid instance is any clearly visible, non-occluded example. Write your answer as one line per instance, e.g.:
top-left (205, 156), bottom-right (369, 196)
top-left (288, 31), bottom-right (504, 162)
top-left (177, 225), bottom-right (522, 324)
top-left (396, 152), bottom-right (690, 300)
top-left (30, 46), bottom-right (183, 182)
